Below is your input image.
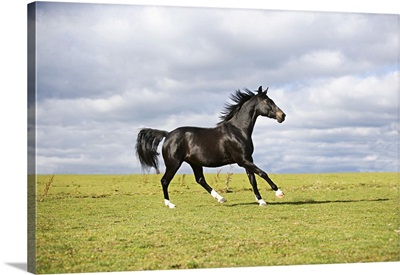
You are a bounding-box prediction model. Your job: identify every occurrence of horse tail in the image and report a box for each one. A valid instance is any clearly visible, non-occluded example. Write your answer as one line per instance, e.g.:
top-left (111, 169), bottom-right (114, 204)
top-left (135, 128), bottom-right (168, 173)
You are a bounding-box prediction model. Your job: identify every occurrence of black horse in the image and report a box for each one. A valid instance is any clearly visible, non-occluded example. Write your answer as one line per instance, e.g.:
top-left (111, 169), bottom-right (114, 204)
top-left (135, 86), bottom-right (286, 208)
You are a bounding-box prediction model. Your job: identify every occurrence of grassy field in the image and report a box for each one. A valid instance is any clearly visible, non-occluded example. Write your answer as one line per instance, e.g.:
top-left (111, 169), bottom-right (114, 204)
top-left (34, 172), bottom-right (399, 273)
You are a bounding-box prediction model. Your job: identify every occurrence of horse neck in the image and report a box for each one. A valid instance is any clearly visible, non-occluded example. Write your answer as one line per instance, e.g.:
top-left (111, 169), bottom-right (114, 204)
top-left (228, 100), bottom-right (259, 137)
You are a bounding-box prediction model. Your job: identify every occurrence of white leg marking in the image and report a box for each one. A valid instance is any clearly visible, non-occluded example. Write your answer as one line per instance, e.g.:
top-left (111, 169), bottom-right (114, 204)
top-left (164, 199), bottom-right (176, 208)
top-left (211, 190), bottom-right (226, 203)
top-left (275, 189), bottom-right (285, 198)
top-left (258, 199), bottom-right (267, 206)
top-left (255, 196), bottom-right (267, 206)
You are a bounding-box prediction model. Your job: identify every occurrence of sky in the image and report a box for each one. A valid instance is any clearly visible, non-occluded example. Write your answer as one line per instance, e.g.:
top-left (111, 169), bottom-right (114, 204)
top-left (30, 2), bottom-right (399, 175)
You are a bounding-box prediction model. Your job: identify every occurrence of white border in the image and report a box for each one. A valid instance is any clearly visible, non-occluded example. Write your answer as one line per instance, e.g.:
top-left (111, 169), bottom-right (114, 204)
top-left (1, 1), bottom-right (398, 275)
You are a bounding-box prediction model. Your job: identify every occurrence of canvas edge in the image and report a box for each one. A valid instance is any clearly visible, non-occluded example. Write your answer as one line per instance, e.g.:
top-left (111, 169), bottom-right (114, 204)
top-left (27, 2), bottom-right (37, 274)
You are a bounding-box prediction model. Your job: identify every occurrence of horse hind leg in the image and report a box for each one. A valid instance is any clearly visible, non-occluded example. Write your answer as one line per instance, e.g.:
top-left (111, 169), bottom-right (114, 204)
top-left (190, 164), bottom-right (226, 204)
top-left (161, 179), bottom-right (175, 208)
top-left (161, 162), bottom-right (182, 208)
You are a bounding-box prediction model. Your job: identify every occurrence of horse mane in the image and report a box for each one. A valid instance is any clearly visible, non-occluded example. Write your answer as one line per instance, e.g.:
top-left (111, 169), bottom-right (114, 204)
top-left (218, 88), bottom-right (256, 125)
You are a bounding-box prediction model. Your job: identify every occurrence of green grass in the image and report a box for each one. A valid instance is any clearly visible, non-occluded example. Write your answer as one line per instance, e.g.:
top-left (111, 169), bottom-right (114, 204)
top-left (34, 172), bottom-right (399, 273)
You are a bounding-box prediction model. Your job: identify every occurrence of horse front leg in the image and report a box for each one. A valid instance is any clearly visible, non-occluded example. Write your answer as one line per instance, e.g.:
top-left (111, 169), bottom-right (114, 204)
top-left (246, 169), bottom-right (267, 206)
top-left (241, 160), bottom-right (285, 199)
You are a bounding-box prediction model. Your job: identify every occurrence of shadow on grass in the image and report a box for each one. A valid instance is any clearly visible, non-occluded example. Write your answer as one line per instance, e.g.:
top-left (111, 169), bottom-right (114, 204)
top-left (226, 198), bottom-right (390, 207)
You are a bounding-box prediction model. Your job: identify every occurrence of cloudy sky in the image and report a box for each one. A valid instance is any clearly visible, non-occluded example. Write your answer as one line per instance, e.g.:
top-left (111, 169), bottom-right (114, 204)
top-left (30, 2), bottom-right (398, 175)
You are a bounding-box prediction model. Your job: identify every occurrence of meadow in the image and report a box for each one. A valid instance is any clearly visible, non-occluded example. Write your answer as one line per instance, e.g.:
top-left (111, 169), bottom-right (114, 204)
top-left (35, 172), bottom-right (399, 273)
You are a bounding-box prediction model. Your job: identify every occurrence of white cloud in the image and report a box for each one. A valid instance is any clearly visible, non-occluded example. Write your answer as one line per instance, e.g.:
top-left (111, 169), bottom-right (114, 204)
top-left (32, 3), bottom-right (398, 174)
top-left (250, 71), bottom-right (398, 173)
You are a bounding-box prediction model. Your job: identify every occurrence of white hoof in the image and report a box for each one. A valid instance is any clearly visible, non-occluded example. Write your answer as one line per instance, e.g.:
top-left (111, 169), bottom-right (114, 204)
top-left (218, 197), bottom-right (227, 204)
top-left (258, 199), bottom-right (267, 206)
top-left (211, 190), bottom-right (226, 204)
top-left (164, 199), bottom-right (176, 208)
top-left (275, 189), bottom-right (285, 198)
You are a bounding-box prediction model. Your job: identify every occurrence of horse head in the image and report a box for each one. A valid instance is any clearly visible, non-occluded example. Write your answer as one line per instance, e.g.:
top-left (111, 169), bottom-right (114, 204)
top-left (256, 86), bottom-right (286, 123)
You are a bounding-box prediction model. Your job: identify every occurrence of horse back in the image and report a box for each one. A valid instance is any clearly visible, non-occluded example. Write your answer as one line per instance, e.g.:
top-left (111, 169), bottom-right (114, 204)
top-left (162, 126), bottom-right (236, 167)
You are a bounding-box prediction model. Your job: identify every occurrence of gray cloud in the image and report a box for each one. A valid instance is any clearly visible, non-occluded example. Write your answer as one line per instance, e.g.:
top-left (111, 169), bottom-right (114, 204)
top-left (32, 2), bottom-right (398, 174)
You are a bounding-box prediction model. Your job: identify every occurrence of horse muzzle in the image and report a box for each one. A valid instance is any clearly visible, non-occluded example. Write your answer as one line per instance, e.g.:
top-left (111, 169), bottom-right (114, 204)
top-left (277, 111), bottom-right (286, 123)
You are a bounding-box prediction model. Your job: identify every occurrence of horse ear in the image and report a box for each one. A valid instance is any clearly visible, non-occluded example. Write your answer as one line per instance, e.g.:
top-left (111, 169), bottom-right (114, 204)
top-left (257, 86), bottom-right (263, 94)
top-left (264, 87), bottom-right (269, 94)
